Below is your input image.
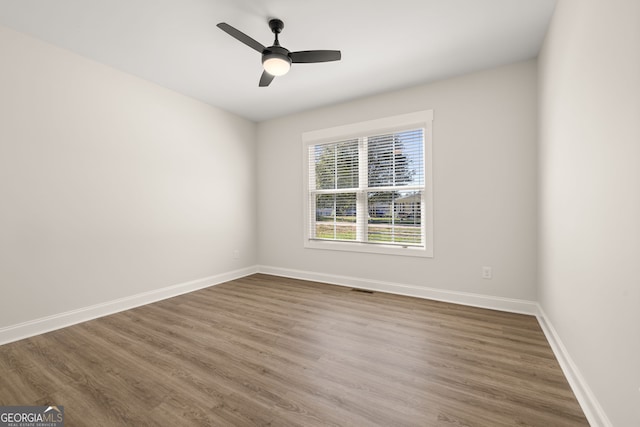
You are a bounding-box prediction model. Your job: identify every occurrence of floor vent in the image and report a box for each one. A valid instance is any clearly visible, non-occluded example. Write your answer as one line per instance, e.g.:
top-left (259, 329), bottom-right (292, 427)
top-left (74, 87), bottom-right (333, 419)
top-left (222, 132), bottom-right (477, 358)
top-left (351, 288), bottom-right (374, 294)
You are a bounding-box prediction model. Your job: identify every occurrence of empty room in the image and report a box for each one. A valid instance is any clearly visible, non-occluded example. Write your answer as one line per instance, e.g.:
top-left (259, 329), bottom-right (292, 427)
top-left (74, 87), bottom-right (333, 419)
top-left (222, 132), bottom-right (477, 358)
top-left (0, 0), bottom-right (637, 426)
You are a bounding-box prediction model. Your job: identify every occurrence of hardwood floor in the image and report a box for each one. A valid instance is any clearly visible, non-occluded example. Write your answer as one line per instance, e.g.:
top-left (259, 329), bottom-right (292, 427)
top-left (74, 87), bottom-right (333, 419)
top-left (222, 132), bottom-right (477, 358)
top-left (0, 274), bottom-right (588, 426)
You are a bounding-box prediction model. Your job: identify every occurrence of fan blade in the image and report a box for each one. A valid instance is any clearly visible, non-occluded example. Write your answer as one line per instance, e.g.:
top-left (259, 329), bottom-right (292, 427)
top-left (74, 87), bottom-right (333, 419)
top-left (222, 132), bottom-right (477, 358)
top-left (290, 50), bottom-right (341, 63)
top-left (217, 23), bottom-right (265, 53)
top-left (259, 71), bottom-right (275, 87)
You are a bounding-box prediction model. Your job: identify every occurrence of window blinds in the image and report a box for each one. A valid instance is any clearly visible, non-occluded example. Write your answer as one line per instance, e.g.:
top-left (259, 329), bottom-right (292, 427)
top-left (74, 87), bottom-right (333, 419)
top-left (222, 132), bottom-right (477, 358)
top-left (308, 128), bottom-right (425, 247)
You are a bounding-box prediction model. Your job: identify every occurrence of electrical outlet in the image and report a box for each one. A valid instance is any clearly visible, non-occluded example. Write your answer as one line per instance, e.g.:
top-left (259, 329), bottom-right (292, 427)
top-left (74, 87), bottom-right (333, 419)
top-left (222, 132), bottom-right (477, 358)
top-left (233, 249), bottom-right (240, 259)
top-left (482, 266), bottom-right (492, 279)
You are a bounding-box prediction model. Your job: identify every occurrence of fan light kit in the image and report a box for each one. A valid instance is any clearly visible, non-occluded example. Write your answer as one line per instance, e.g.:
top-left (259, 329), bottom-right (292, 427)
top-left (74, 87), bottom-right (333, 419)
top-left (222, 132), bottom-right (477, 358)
top-left (217, 18), bottom-right (341, 87)
top-left (263, 55), bottom-right (291, 76)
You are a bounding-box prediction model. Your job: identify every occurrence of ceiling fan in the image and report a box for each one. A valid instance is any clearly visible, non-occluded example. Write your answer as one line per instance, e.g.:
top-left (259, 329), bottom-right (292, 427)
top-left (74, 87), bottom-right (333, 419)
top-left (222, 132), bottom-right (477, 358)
top-left (217, 19), bottom-right (341, 87)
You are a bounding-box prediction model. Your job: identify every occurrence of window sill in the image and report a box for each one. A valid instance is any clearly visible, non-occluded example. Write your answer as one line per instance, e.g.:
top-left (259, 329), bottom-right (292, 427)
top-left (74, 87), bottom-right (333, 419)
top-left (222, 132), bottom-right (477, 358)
top-left (304, 239), bottom-right (433, 258)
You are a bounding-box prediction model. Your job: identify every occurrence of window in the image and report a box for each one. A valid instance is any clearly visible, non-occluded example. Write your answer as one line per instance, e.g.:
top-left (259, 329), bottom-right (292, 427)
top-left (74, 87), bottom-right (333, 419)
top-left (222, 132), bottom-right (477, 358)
top-left (303, 110), bottom-right (433, 257)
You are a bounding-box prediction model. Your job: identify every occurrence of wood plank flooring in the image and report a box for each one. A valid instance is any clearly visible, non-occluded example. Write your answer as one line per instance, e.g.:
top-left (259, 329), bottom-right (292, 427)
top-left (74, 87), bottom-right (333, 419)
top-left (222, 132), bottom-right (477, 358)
top-left (0, 274), bottom-right (588, 426)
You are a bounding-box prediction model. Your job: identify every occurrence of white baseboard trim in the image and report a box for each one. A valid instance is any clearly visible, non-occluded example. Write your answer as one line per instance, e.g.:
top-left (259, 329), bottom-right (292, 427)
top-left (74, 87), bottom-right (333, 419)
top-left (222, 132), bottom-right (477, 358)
top-left (0, 265), bottom-right (259, 346)
top-left (536, 306), bottom-right (611, 427)
top-left (257, 265), bottom-right (539, 316)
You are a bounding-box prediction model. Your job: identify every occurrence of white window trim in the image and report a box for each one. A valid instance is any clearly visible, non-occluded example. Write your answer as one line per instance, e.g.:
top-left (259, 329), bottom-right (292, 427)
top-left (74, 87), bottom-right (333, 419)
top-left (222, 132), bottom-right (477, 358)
top-left (302, 110), bottom-right (434, 258)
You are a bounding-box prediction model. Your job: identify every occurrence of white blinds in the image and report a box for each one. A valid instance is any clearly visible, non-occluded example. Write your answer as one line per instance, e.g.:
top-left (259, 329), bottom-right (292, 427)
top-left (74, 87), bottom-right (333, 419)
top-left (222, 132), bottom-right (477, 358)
top-left (308, 128), bottom-right (425, 247)
top-left (367, 129), bottom-right (424, 188)
top-left (312, 139), bottom-right (359, 191)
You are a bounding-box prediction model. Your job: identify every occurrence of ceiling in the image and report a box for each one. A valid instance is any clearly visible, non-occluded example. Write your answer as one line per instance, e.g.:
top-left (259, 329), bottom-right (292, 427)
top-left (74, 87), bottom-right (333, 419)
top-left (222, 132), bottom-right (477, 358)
top-left (0, 0), bottom-right (556, 122)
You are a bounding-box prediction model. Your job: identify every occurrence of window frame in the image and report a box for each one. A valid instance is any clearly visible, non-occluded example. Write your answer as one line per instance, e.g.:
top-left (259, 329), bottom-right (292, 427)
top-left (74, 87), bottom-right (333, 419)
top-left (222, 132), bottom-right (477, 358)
top-left (302, 110), bottom-right (434, 258)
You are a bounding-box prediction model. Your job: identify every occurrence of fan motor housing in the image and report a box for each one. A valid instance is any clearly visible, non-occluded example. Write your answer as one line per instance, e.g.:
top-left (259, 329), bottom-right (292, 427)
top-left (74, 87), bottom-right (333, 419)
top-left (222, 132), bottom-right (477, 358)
top-left (262, 45), bottom-right (291, 65)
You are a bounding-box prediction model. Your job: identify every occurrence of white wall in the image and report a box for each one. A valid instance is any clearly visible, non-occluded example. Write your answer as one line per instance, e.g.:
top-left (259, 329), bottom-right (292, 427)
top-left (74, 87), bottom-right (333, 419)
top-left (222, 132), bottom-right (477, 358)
top-left (257, 60), bottom-right (538, 302)
top-left (538, 0), bottom-right (640, 425)
top-left (0, 26), bottom-right (257, 329)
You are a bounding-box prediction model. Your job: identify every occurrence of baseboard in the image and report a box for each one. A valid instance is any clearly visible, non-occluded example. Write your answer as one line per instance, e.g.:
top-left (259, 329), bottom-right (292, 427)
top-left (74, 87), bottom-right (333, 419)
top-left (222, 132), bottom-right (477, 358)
top-left (257, 265), bottom-right (539, 316)
top-left (536, 306), bottom-right (612, 427)
top-left (0, 265), bottom-right (259, 346)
